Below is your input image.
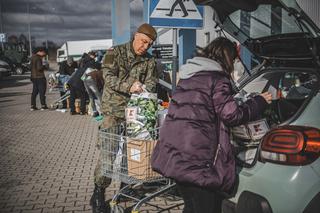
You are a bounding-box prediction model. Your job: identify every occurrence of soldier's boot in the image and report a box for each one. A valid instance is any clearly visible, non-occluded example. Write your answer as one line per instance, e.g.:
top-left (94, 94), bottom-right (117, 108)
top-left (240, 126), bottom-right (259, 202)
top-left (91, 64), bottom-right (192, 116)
top-left (90, 184), bottom-right (109, 213)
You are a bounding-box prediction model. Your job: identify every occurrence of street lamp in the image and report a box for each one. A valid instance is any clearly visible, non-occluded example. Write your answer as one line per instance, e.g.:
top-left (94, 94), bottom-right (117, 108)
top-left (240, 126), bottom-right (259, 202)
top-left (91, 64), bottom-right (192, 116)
top-left (45, 14), bottom-right (49, 61)
top-left (44, 6), bottom-right (56, 61)
top-left (0, 2), bottom-right (4, 50)
top-left (27, 3), bottom-right (32, 58)
top-left (0, 1), bottom-right (3, 33)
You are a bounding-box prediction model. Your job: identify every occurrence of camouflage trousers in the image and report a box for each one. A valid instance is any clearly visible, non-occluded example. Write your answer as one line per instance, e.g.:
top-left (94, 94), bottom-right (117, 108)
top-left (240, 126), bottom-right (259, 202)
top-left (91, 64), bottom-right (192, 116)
top-left (94, 115), bottom-right (124, 188)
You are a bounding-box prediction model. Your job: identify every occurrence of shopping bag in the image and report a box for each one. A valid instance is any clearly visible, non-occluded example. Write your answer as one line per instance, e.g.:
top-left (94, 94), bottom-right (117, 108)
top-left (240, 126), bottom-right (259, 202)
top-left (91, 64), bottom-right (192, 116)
top-left (125, 90), bottom-right (158, 140)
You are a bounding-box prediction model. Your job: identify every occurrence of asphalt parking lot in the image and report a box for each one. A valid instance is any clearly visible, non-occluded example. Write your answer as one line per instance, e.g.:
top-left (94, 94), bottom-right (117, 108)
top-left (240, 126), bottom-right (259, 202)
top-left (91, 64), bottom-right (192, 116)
top-left (0, 70), bottom-right (182, 213)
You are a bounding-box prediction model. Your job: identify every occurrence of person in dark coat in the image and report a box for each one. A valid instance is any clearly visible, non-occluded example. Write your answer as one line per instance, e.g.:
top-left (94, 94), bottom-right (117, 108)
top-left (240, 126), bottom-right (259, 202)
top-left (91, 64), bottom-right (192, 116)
top-left (82, 66), bottom-right (103, 117)
top-left (58, 56), bottom-right (78, 108)
top-left (30, 47), bottom-right (48, 111)
top-left (68, 51), bottom-right (98, 115)
top-left (78, 51), bottom-right (96, 69)
top-left (151, 37), bottom-right (272, 213)
top-left (59, 56), bottom-right (78, 75)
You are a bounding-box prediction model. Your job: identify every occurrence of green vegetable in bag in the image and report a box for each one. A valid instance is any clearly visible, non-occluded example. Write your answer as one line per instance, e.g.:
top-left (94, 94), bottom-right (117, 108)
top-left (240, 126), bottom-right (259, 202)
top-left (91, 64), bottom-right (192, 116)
top-left (125, 91), bottom-right (158, 139)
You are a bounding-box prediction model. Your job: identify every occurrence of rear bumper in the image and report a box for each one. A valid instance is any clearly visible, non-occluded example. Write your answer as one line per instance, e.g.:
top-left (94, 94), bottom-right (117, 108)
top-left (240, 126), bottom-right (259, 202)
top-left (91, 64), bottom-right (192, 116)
top-left (222, 160), bottom-right (320, 213)
top-left (223, 191), bottom-right (320, 213)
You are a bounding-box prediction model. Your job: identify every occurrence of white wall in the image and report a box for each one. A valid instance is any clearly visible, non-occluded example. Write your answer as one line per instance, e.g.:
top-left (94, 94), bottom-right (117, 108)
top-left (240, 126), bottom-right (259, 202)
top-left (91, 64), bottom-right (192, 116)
top-left (196, 6), bottom-right (220, 47)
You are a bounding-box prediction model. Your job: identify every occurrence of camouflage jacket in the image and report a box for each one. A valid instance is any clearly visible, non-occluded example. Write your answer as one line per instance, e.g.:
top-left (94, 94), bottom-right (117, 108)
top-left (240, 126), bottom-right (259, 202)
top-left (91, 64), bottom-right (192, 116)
top-left (101, 41), bottom-right (158, 119)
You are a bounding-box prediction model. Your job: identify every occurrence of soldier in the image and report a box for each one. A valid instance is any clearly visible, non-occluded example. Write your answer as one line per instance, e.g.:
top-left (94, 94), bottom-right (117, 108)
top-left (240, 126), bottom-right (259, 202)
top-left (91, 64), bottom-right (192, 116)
top-left (90, 23), bottom-right (158, 213)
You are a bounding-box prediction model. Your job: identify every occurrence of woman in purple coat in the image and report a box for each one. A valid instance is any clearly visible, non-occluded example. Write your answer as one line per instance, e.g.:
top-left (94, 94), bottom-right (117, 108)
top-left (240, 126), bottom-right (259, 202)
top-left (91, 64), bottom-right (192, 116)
top-left (151, 37), bottom-right (272, 213)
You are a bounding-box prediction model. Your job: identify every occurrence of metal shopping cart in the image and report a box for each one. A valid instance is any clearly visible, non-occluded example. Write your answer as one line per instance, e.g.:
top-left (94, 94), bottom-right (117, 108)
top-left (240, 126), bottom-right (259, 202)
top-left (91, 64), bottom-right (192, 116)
top-left (50, 90), bottom-right (70, 109)
top-left (48, 73), bottom-right (71, 109)
top-left (100, 124), bottom-right (182, 213)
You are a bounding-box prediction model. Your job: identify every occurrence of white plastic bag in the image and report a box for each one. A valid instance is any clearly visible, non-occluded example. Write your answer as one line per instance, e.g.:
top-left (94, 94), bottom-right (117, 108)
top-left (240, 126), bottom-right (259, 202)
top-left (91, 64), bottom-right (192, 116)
top-left (125, 90), bottom-right (158, 140)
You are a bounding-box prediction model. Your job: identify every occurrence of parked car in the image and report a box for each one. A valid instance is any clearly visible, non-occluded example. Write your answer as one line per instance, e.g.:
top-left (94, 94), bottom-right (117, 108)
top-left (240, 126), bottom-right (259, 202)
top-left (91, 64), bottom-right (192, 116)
top-left (0, 59), bottom-right (12, 79)
top-left (195, 0), bottom-right (320, 213)
top-left (0, 42), bottom-right (29, 75)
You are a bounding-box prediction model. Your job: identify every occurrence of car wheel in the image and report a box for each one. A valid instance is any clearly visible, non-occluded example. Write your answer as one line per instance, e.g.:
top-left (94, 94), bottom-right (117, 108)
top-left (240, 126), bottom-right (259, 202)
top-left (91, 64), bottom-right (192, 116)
top-left (15, 66), bottom-right (24, 75)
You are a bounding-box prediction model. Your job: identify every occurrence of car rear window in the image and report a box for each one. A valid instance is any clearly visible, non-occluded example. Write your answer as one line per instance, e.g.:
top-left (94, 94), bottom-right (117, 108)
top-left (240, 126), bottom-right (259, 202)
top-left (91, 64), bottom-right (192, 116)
top-left (226, 4), bottom-right (310, 39)
top-left (232, 70), bottom-right (319, 166)
top-left (242, 70), bottom-right (319, 126)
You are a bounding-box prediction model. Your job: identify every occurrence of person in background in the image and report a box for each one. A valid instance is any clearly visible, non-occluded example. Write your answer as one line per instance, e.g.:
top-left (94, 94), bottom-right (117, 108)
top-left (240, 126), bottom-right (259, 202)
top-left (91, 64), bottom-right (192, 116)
top-left (59, 56), bottom-right (77, 76)
top-left (82, 66), bottom-right (104, 117)
top-left (151, 37), bottom-right (272, 213)
top-left (68, 51), bottom-right (100, 115)
top-left (90, 23), bottom-right (158, 213)
top-left (79, 51), bottom-right (97, 69)
top-left (58, 56), bottom-right (78, 109)
top-left (96, 50), bottom-right (104, 63)
top-left (30, 47), bottom-right (48, 111)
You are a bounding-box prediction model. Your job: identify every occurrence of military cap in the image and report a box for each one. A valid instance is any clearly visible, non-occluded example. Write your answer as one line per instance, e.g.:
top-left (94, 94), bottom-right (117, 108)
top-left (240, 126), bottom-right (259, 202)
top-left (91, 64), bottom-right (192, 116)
top-left (137, 23), bottom-right (157, 41)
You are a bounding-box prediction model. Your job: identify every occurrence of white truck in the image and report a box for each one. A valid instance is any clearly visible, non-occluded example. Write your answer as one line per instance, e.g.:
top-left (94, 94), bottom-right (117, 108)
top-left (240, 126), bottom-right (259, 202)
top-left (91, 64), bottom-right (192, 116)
top-left (56, 39), bottom-right (113, 63)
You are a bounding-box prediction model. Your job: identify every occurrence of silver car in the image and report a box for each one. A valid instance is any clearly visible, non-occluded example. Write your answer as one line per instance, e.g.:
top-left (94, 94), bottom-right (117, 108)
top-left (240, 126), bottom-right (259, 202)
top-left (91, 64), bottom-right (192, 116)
top-left (195, 0), bottom-right (320, 212)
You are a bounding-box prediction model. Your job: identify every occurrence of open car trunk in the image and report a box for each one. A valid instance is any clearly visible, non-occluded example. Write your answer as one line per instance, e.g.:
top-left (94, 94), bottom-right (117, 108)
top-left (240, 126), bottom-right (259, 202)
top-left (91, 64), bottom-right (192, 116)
top-left (193, 0), bottom-right (320, 167)
top-left (231, 68), bottom-right (320, 166)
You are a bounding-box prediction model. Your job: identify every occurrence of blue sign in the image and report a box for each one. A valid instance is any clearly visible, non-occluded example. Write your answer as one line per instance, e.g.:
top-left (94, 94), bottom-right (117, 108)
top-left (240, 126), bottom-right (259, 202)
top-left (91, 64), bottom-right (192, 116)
top-left (149, 0), bottom-right (204, 29)
top-left (0, 33), bottom-right (6, 42)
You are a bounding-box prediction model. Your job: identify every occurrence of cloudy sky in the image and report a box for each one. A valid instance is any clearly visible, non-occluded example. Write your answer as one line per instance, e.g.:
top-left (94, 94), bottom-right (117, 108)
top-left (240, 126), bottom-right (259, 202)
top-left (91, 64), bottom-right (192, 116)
top-left (0, 0), bottom-right (144, 46)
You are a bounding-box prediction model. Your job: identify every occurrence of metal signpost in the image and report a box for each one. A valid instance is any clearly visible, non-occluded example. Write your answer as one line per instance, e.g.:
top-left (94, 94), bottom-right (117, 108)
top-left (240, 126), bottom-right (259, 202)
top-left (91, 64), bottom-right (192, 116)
top-left (148, 0), bottom-right (203, 92)
top-left (0, 33), bottom-right (5, 42)
top-left (0, 33), bottom-right (5, 50)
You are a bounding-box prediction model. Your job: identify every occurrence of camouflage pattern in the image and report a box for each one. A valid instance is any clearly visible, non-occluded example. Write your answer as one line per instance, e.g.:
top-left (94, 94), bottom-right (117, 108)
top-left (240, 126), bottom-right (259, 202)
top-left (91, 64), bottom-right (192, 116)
top-left (95, 41), bottom-right (157, 188)
top-left (101, 41), bottom-right (158, 119)
top-left (94, 116), bottom-right (124, 188)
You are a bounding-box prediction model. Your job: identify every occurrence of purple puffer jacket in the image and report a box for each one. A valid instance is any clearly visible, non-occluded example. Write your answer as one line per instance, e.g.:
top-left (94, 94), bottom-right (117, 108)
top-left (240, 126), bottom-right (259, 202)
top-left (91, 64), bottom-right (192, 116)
top-left (151, 57), bottom-right (267, 192)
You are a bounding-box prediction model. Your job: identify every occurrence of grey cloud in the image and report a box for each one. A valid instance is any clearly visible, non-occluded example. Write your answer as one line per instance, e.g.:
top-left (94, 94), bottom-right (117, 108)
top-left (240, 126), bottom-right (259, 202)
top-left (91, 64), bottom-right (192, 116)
top-left (1, 0), bottom-right (142, 46)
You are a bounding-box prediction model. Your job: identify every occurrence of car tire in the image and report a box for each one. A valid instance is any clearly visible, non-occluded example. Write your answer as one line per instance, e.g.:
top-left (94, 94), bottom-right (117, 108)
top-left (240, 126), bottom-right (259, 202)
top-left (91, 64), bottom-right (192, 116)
top-left (15, 66), bottom-right (24, 75)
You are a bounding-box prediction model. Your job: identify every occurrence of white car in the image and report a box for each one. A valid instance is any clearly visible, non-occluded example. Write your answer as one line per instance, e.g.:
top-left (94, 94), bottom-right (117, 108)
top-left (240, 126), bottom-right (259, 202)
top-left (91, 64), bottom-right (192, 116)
top-left (195, 0), bottom-right (320, 213)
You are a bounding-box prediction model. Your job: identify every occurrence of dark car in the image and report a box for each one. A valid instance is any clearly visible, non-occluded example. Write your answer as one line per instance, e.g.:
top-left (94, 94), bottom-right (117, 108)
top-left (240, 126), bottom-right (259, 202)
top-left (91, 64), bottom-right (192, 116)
top-left (0, 59), bottom-right (12, 79)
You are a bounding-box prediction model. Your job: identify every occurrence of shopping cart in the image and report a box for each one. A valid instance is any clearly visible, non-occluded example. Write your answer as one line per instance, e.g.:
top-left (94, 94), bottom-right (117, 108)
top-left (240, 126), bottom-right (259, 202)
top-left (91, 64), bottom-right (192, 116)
top-left (50, 90), bottom-right (70, 109)
top-left (100, 124), bottom-right (182, 213)
top-left (48, 73), bottom-right (71, 109)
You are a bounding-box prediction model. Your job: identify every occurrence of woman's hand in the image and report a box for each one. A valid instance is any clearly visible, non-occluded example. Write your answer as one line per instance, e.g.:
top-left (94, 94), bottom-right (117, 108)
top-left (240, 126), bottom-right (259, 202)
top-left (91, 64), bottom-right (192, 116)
top-left (260, 92), bottom-right (272, 104)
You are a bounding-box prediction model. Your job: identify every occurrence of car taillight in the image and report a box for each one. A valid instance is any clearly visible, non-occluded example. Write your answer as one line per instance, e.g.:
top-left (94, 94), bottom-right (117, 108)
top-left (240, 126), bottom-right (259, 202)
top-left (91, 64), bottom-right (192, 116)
top-left (260, 126), bottom-right (320, 165)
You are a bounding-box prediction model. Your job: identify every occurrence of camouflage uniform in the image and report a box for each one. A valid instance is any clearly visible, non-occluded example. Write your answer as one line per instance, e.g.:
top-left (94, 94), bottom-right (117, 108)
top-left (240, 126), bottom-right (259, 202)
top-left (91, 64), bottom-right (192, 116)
top-left (94, 40), bottom-right (158, 188)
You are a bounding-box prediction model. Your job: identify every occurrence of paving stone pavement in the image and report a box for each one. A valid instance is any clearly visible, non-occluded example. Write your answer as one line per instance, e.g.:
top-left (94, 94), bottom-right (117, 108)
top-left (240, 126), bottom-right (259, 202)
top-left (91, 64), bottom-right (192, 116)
top-left (0, 71), bottom-right (183, 213)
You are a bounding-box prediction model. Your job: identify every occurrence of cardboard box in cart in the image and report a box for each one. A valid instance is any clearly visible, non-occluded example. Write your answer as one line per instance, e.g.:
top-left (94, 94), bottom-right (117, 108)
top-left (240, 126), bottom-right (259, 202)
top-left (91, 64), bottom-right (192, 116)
top-left (127, 138), bottom-right (160, 180)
